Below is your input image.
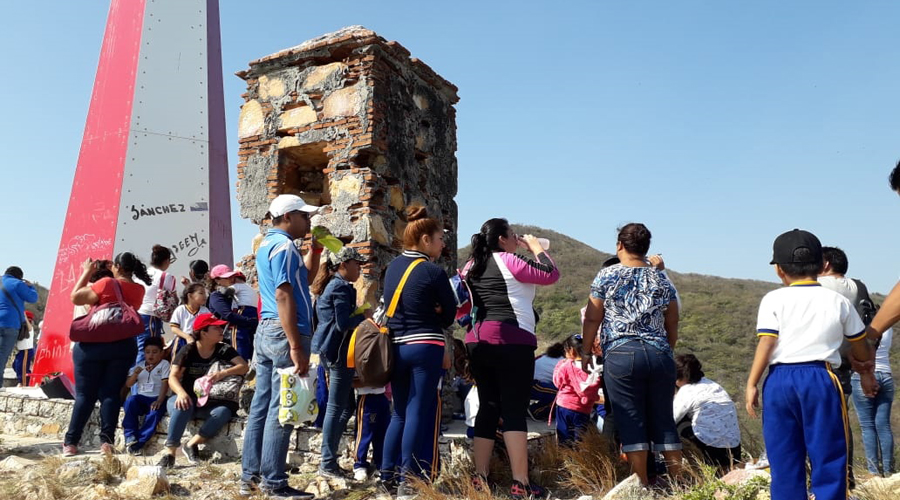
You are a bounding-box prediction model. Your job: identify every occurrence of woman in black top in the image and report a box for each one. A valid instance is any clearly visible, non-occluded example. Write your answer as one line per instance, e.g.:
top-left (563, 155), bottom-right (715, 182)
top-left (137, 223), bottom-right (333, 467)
top-left (158, 313), bottom-right (248, 468)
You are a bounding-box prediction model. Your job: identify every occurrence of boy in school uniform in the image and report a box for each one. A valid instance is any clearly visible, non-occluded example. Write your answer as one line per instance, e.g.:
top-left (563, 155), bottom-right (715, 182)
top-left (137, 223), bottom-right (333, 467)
top-left (122, 336), bottom-right (171, 455)
top-left (352, 384), bottom-right (391, 481)
top-left (746, 229), bottom-right (876, 500)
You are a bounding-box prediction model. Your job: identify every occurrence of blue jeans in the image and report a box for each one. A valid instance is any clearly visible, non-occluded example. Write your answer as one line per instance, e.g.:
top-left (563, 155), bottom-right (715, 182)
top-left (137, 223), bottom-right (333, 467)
top-left (136, 314), bottom-right (164, 365)
top-left (320, 355), bottom-right (356, 472)
top-left (65, 338), bottom-right (138, 446)
top-left (603, 339), bottom-right (681, 453)
top-left (123, 394), bottom-right (166, 447)
top-left (242, 318), bottom-right (312, 490)
top-left (851, 371), bottom-right (895, 475)
top-left (381, 343), bottom-right (444, 483)
top-left (0, 327), bottom-right (18, 377)
top-left (164, 395), bottom-right (233, 447)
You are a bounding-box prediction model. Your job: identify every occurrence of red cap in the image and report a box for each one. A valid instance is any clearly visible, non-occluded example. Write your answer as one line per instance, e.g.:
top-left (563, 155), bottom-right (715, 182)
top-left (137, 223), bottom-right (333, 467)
top-left (193, 313), bottom-right (227, 331)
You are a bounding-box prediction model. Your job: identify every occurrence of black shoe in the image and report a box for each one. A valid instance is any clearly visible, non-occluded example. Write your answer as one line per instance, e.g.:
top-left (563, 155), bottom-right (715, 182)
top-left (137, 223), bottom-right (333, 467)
top-left (157, 453), bottom-right (175, 469)
top-left (263, 485), bottom-right (315, 500)
top-left (126, 442), bottom-right (143, 456)
top-left (181, 443), bottom-right (200, 464)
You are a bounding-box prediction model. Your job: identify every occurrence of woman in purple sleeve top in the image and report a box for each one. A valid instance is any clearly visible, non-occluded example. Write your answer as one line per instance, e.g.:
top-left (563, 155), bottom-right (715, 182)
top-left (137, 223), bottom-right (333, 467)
top-left (462, 218), bottom-right (560, 499)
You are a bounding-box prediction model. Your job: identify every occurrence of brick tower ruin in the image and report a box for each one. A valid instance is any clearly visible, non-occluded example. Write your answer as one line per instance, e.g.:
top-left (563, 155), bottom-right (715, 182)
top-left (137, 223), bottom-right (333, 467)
top-left (235, 27), bottom-right (459, 303)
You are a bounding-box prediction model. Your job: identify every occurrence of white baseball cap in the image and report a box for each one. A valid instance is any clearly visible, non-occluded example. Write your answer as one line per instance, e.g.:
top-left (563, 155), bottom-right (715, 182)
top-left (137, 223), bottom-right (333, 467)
top-left (268, 194), bottom-right (320, 218)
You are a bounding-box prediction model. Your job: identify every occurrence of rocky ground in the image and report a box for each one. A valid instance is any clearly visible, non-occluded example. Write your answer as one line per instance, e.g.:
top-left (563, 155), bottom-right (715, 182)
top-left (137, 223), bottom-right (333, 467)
top-left (0, 433), bottom-right (898, 500)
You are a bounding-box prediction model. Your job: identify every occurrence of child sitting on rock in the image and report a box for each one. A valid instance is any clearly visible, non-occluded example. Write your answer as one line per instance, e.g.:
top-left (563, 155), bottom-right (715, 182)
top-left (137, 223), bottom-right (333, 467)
top-left (122, 336), bottom-right (170, 455)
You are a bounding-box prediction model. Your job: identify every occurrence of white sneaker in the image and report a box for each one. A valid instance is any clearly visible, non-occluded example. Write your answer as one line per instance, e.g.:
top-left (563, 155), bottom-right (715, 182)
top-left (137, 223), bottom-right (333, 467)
top-left (353, 467), bottom-right (369, 482)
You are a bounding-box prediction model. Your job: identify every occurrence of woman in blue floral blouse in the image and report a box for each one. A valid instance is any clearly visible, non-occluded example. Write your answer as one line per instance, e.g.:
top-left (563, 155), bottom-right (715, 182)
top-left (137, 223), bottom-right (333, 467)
top-left (581, 223), bottom-right (682, 486)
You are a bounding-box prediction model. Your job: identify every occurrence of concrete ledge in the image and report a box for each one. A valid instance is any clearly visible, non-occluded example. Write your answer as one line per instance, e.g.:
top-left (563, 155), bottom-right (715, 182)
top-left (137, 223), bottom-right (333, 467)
top-left (0, 390), bottom-right (554, 470)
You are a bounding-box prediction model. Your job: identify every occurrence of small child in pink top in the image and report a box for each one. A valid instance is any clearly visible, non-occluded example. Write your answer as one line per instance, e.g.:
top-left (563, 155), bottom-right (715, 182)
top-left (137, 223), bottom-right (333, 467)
top-left (553, 334), bottom-right (602, 445)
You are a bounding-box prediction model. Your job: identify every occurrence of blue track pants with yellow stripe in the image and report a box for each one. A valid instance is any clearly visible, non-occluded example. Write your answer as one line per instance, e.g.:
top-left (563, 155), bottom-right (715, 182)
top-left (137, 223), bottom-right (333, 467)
top-left (763, 362), bottom-right (849, 500)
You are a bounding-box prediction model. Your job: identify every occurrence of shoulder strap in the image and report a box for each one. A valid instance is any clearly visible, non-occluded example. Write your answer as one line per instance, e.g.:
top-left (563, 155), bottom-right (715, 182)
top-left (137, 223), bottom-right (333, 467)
top-left (0, 280), bottom-right (23, 317)
top-left (386, 259), bottom-right (425, 319)
top-left (852, 279), bottom-right (872, 303)
top-left (110, 279), bottom-right (128, 306)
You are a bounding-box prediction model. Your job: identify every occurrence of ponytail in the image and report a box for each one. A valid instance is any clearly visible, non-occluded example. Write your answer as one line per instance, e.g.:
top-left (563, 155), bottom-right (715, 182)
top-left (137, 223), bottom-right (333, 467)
top-left (466, 218), bottom-right (510, 281)
top-left (310, 262), bottom-right (338, 296)
top-left (114, 252), bottom-right (152, 285)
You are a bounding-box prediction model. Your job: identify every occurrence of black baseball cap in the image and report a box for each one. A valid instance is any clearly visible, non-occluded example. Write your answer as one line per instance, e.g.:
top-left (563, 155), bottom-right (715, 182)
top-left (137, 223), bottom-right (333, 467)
top-left (770, 229), bottom-right (823, 265)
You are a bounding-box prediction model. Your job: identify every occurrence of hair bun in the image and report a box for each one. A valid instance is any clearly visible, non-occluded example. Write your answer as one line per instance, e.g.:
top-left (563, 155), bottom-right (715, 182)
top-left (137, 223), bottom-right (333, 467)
top-left (406, 206), bottom-right (428, 222)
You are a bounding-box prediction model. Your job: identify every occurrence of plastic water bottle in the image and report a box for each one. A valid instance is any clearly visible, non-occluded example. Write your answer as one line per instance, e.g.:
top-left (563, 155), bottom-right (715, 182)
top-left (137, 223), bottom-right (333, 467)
top-left (536, 238), bottom-right (550, 250)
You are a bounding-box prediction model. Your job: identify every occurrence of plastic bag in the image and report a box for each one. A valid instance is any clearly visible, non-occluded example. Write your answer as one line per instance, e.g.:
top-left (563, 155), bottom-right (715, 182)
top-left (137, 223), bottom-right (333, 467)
top-left (277, 367), bottom-right (318, 426)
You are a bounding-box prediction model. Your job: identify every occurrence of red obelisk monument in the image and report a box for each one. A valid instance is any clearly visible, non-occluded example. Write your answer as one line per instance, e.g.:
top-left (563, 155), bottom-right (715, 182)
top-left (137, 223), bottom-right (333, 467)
top-left (32, 0), bottom-right (232, 383)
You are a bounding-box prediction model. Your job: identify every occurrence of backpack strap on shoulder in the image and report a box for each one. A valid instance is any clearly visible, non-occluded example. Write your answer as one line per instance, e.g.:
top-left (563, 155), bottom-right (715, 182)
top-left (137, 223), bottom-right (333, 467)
top-left (386, 259), bottom-right (425, 319)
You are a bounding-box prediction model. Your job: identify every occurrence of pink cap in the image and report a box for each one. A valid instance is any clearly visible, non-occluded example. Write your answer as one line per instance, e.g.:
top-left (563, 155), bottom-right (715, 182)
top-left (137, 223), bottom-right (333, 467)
top-left (193, 375), bottom-right (213, 407)
top-left (210, 264), bottom-right (241, 280)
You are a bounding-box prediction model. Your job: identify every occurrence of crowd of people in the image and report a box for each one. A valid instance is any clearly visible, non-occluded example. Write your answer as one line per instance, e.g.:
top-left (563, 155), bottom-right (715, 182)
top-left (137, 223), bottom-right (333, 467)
top-left (2, 163), bottom-right (900, 500)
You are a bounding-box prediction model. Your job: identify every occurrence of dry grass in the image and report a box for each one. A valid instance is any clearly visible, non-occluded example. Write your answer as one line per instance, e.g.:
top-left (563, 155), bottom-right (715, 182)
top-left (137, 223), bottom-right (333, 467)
top-left (556, 430), bottom-right (630, 495)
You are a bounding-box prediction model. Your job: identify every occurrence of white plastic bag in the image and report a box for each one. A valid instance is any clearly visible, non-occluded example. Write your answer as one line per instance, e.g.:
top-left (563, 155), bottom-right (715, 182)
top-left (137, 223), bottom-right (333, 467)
top-left (277, 366), bottom-right (318, 426)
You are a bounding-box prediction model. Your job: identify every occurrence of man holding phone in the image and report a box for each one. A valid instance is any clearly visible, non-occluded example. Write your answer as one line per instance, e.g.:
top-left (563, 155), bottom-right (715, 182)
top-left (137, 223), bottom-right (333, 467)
top-left (0, 266), bottom-right (38, 376)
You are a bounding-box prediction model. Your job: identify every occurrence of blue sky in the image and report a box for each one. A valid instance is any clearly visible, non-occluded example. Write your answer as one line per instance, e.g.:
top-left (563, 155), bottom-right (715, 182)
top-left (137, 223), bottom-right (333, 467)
top-left (2, 1), bottom-right (899, 293)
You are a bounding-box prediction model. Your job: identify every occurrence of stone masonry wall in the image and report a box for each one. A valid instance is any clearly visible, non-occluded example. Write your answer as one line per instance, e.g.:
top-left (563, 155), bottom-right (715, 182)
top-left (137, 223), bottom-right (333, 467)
top-left (0, 392), bottom-right (552, 468)
top-left (235, 26), bottom-right (459, 304)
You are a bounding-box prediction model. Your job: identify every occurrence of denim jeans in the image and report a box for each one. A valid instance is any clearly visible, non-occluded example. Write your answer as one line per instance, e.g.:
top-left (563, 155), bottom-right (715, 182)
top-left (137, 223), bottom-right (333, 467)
top-left (320, 355), bottom-right (356, 472)
top-left (381, 343), bottom-right (444, 483)
top-left (136, 314), bottom-right (163, 365)
top-left (0, 327), bottom-right (18, 377)
top-left (164, 395), bottom-right (233, 447)
top-left (603, 339), bottom-right (680, 453)
top-left (851, 371), bottom-right (895, 475)
top-left (242, 318), bottom-right (312, 490)
top-left (65, 338), bottom-right (137, 446)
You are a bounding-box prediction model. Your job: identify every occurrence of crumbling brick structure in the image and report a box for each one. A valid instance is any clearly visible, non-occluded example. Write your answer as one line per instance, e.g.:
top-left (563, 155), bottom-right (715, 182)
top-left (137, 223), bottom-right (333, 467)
top-left (236, 26), bottom-right (459, 303)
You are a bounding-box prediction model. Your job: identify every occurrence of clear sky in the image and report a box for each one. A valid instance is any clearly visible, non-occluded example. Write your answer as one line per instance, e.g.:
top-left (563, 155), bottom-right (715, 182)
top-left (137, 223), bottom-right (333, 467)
top-left (2, 1), bottom-right (899, 293)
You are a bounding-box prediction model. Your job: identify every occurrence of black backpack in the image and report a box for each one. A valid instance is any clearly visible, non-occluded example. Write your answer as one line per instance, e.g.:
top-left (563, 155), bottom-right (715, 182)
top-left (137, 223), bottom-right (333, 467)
top-left (851, 279), bottom-right (878, 326)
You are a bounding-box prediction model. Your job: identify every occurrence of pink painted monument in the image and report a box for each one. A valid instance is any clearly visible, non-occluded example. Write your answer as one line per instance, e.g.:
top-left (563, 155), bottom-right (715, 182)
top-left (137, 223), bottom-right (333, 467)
top-left (32, 0), bottom-right (232, 383)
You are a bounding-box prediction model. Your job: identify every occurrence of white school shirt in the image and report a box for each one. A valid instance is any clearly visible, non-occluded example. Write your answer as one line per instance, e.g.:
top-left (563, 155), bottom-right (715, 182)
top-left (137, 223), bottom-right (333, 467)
top-left (231, 282), bottom-right (259, 308)
top-left (169, 305), bottom-right (211, 334)
top-left (129, 359), bottom-right (171, 398)
top-left (138, 267), bottom-right (176, 316)
top-left (756, 282), bottom-right (866, 366)
top-left (673, 377), bottom-right (741, 449)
